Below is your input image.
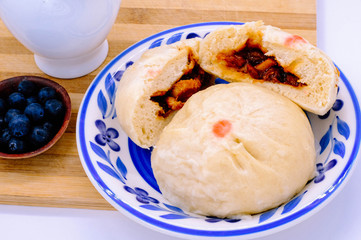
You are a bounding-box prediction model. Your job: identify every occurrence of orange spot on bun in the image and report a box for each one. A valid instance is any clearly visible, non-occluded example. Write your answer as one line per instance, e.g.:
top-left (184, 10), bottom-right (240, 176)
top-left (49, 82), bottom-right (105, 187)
top-left (213, 120), bottom-right (232, 138)
top-left (285, 34), bottom-right (306, 47)
top-left (147, 68), bottom-right (161, 78)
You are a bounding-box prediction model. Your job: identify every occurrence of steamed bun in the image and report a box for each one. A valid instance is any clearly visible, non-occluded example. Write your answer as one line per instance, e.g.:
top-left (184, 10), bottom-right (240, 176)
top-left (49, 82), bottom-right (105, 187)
top-left (198, 21), bottom-right (339, 115)
top-left (151, 82), bottom-right (316, 218)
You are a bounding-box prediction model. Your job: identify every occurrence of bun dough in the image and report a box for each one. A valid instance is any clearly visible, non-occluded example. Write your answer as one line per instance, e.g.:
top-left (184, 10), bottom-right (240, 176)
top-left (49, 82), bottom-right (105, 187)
top-left (152, 83), bottom-right (316, 217)
top-left (115, 38), bottom-right (213, 148)
top-left (199, 21), bottom-right (339, 115)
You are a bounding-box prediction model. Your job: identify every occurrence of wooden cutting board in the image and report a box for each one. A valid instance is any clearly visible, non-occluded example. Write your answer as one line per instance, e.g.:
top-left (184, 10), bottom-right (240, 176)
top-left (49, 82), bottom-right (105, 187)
top-left (0, 0), bottom-right (316, 210)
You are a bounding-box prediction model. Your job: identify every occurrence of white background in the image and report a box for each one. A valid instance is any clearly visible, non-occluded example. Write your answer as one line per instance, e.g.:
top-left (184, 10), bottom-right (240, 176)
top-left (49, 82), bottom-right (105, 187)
top-left (1, 0), bottom-right (361, 239)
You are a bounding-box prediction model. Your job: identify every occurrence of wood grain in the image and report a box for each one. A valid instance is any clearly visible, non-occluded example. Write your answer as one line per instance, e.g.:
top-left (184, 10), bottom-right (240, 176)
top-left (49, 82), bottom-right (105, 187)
top-left (0, 0), bottom-right (316, 209)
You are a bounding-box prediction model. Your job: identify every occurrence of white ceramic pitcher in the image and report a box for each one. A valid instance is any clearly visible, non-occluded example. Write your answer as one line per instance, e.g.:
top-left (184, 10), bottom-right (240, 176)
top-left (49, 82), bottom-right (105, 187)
top-left (0, 0), bottom-right (121, 78)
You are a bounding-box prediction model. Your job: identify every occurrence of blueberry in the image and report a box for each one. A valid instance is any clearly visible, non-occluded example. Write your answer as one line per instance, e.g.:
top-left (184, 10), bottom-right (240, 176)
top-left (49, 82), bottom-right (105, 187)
top-left (45, 99), bottom-right (64, 118)
top-left (30, 126), bottom-right (50, 146)
top-left (25, 103), bottom-right (45, 123)
top-left (26, 96), bottom-right (38, 105)
top-left (43, 121), bottom-right (54, 133)
top-left (38, 87), bottom-right (56, 103)
top-left (8, 92), bottom-right (26, 109)
top-left (0, 98), bottom-right (6, 115)
top-left (0, 115), bottom-right (4, 129)
top-left (0, 128), bottom-right (11, 145)
top-left (8, 137), bottom-right (26, 153)
top-left (4, 108), bottom-right (22, 124)
top-left (18, 79), bottom-right (36, 97)
top-left (9, 114), bottom-right (31, 138)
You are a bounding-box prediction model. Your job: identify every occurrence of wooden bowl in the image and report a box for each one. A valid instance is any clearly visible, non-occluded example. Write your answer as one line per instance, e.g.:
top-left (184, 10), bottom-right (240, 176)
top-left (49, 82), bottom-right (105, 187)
top-left (0, 76), bottom-right (71, 159)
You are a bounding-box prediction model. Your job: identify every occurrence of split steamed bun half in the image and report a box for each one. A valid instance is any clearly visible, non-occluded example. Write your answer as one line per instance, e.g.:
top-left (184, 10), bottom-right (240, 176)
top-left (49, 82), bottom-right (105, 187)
top-left (199, 21), bottom-right (339, 115)
top-left (115, 38), bottom-right (214, 148)
top-left (152, 83), bottom-right (316, 217)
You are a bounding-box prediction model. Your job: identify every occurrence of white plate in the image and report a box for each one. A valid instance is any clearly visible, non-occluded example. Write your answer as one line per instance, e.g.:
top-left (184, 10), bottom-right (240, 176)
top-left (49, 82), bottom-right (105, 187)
top-left (76, 22), bottom-right (361, 239)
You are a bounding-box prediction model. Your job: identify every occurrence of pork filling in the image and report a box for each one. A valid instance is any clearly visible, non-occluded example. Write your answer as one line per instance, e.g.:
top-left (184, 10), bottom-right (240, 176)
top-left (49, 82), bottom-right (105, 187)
top-left (150, 59), bottom-right (212, 118)
top-left (217, 41), bottom-right (305, 87)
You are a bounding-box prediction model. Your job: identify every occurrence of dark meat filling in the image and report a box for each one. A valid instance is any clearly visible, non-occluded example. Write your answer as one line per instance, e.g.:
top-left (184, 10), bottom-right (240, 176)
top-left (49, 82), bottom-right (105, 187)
top-left (150, 62), bottom-right (213, 118)
top-left (217, 42), bottom-right (305, 87)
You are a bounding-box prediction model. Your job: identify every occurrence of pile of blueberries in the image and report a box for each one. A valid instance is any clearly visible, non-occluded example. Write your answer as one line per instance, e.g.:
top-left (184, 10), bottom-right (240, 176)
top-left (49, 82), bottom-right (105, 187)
top-left (0, 79), bottom-right (64, 154)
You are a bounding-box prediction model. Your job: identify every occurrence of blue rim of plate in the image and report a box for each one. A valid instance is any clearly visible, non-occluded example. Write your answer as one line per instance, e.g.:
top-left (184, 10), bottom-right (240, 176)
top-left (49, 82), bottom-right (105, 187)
top-left (77, 22), bottom-right (361, 237)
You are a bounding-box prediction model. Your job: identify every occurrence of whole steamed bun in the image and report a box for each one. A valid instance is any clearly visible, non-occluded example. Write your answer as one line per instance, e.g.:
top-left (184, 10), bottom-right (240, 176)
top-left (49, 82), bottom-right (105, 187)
top-left (151, 82), bottom-right (316, 218)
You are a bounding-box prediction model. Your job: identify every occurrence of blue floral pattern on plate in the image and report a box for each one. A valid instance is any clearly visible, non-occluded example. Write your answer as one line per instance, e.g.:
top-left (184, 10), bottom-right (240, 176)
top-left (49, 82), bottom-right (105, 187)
top-left (76, 22), bottom-right (361, 239)
top-left (94, 120), bottom-right (120, 152)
